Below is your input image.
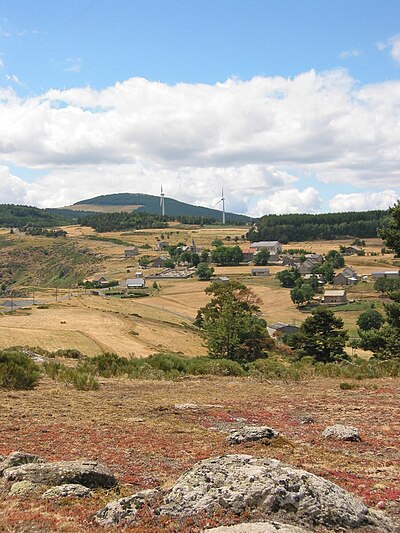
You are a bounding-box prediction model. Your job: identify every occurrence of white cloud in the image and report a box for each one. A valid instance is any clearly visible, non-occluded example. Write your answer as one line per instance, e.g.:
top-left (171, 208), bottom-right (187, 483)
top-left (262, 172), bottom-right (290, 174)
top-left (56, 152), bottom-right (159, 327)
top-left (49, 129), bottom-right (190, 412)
top-left (389, 35), bottom-right (400, 64)
top-left (377, 34), bottom-right (400, 64)
top-left (5, 74), bottom-right (25, 86)
top-left (251, 187), bottom-right (322, 216)
top-left (340, 48), bottom-right (362, 59)
top-left (0, 70), bottom-right (399, 215)
top-left (329, 190), bottom-right (399, 212)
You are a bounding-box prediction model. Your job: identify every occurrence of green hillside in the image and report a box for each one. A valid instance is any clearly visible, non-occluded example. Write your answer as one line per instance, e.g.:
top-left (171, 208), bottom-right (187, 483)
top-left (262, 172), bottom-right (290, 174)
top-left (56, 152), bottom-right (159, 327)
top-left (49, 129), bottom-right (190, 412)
top-left (73, 193), bottom-right (251, 223)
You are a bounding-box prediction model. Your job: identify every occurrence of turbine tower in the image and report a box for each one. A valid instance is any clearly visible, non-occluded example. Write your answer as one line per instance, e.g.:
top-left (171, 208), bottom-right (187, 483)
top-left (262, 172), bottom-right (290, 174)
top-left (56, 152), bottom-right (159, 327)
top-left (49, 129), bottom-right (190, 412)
top-left (160, 185), bottom-right (165, 216)
top-left (216, 187), bottom-right (226, 224)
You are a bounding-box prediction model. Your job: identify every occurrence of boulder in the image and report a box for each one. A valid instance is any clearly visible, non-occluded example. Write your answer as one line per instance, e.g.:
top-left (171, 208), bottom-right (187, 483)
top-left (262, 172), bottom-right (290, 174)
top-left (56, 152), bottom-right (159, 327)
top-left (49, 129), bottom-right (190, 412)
top-left (9, 480), bottom-right (38, 496)
top-left (205, 522), bottom-right (310, 532)
top-left (42, 483), bottom-right (92, 499)
top-left (322, 424), bottom-right (361, 442)
top-left (159, 455), bottom-right (395, 532)
top-left (0, 451), bottom-right (45, 475)
top-left (3, 460), bottom-right (116, 489)
top-left (227, 426), bottom-right (279, 445)
top-left (94, 488), bottom-right (160, 527)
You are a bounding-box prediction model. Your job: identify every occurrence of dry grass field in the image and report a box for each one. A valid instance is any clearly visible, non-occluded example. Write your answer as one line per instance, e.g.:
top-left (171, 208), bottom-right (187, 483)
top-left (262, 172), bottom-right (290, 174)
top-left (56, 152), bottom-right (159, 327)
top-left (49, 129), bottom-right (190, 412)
top-left (1, 227), bottom-right (397, 358)
top-left (0, 374), bottom-right (399, 531)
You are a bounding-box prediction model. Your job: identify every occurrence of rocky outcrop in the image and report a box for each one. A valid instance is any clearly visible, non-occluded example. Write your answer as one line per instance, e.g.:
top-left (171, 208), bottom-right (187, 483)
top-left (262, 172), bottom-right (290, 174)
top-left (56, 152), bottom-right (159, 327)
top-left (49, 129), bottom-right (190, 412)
top-left (227, 426), bottom-right (279, 445)
top-left (159, 455), bottom-right (394, 532)
top-left (0, 451), bottom-right (45, 475)
top-left (94, 489), bottom-right (160, 527)
top-left (42, 483), bottom-right (92, 499)
top-left (322, 424), bottom-right (361, 442)
top-left (205, 522), bottom-right (310, 532)
top-left (3, 460), bottom-right (117, 489)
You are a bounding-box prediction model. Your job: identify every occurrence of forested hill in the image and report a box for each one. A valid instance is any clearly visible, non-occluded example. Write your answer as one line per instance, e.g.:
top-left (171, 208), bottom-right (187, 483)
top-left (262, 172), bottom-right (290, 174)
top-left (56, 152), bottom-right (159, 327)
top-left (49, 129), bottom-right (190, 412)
top-left (247, 210), bottom-right (389, 242)
top-left (0, 204), bottom-right (71, 228)
top-left (72, 193), bottom-right (251, 223)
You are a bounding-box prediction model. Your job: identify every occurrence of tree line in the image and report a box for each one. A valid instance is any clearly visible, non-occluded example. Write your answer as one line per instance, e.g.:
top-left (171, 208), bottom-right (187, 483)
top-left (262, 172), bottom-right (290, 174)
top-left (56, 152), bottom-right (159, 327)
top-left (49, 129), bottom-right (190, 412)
top-left (248, 210), bottom-right (389, 243)
top-left (77, 212), bottom-right (169, 232)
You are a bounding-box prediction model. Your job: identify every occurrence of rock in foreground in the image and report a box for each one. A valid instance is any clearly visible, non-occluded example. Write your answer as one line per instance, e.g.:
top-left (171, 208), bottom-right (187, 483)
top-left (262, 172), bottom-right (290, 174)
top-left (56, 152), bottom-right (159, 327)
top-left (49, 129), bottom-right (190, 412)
top-left (205, 522), bottom-right (310, 532)
top-left (3, 460), bottom-right (116, 489)
top-left (160, 454), bottom-right (394, 531)
top-left (227, 426), bottom-right (279, 445)
top-left (322, 424), bottom-right (361, 441)
top-left (0, 451), bottom-right (45, 475)
top-left (42, 483), bottom-right (92, 499)
top-left (95, 489), bottom-right (160, 527)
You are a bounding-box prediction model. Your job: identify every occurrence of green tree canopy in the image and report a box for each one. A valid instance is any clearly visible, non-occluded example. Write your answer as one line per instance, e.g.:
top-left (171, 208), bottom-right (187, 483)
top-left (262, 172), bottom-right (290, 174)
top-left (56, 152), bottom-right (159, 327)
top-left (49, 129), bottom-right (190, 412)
top-left (253, 249), bottom-right (270, 266)
top-left (357, 308), bottom-right (385, 331)
top-left (289, 307), bottom-right (348, 363)
top-left (196, 280), bottom-right (272, 364)
top-left (378, 200), bottom-right (400, 257)
top-left (196, 262), bottom-right (214, 281)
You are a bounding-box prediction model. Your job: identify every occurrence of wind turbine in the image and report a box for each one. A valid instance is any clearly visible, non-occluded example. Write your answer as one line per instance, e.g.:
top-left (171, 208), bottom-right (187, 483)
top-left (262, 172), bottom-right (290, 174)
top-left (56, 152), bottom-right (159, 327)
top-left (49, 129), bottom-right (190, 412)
top-left (160, 185), bottom-right (165, 216)
top-left (216, 187), bottom-right (226, 224)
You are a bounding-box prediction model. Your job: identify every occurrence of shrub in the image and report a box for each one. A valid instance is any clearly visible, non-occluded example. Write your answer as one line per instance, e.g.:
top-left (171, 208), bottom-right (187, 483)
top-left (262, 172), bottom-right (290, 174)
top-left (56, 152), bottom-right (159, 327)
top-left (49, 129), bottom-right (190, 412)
top-left (187, 357), bottom-right (245, 376)
top-left (44, 361), bottom-right (99, 390)
top-left (0, 350), bottom-right (41, 390)
top-left (339, 382), bottom-right (359, 390)
top-left (147, 353), bottom-right (188, 373)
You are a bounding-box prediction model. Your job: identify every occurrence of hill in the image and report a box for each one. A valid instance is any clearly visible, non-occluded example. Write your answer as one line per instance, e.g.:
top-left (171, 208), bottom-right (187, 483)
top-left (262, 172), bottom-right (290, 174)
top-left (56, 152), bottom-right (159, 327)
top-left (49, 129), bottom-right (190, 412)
top-left (248, 210), bottom-right (390, 242)
top-left (68, 193), bottom-right (252, 223)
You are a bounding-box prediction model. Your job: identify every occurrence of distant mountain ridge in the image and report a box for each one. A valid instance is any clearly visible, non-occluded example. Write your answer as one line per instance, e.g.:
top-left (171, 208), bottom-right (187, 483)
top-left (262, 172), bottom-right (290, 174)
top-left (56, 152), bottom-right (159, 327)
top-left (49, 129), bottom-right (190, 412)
top-left (69, 193), bottom-right (251, 222)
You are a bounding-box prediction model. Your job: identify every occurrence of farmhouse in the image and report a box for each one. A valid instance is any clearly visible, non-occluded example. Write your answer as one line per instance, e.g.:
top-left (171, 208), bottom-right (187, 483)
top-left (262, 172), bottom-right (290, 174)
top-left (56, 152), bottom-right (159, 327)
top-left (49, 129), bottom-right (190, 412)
top-left (298, 258), bottom-right (320, 275)
top-left (371, 270), bottom-right (400, 280)
top-left (322, 289), bottom-right (347, 305)
top-left (152, 256), bottom-right (169, 268)
top-left (267, 322), bottom-right (300, 337)
top-left (126, 278), bottom-right (146, 289)
top-left (333, 267), bottom-right (359, 286)
top-left (282, 255), bottom-right (296, 266)
top-left (305, 253), bottom-right (324, 264)
top-left (249, 241), bottom-right (282, 255)
top-left (343, 245), bottom-right (364, 256)
top-left (124, 247), bottom-right (139, 258)
top-left (251, 267), bottom-right (270, 277)
top-left (241, 248), bottom-right (255, 262)
top-left (84, 276), bottom-right (108, 287)
top-left (155, 241), bottom-right (169, 251)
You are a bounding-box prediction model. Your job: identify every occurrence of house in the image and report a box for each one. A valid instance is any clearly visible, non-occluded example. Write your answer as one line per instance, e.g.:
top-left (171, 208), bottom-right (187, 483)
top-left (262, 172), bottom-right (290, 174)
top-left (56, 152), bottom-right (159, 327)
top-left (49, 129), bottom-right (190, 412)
top-left (155, 241), bottom-right (168, 251)
top-left (267, 322), bottom-right (300, 337)
top-left (249, 241), bottom-right (282, 255)
top-left (343, 245), bottom-right (364, 256)
top-left (152, 256), bottom-right (169, 268)
top-left (322, 289), bottom-right (347, 305)
top-left (371, 270), bottom-right (400, 280)
top-left (84, 276), bottom-right (108, 287)
top-left (333, 267), bottom-right (359, 286)
top-left (305, 253), bottom-right (324, 264)
top-left (126, 278), bottom-right (146, 289)
top-left (242, 248), bottom-right (255, 262)
top-left (135, 271), bottom-right (143, 278)
top-left (282, 255), bottom-right (296, 266)
top-left (298, 258), bottom-right (320, 276)
top-left (124, 247), bottom-right (139, 258)
top-left (251, 267), bottom-right (270, 277)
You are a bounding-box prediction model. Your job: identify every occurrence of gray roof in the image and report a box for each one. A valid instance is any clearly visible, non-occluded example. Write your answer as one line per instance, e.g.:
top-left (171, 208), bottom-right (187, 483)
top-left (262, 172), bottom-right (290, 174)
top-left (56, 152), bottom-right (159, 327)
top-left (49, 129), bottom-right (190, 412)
top-left (127, 278), bottom-right (146, 287)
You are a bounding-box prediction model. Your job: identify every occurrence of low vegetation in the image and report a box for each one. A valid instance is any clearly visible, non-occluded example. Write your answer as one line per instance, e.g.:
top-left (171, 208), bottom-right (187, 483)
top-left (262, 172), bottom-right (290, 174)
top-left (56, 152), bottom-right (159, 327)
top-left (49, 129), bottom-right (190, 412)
top-left (0, 349), bottom-right (41, 390)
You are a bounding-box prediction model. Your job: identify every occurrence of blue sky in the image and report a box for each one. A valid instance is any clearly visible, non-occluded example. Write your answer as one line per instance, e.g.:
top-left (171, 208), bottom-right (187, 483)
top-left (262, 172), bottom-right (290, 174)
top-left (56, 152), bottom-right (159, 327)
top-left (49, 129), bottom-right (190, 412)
top-left (0, 0), bottom-right (399, 215)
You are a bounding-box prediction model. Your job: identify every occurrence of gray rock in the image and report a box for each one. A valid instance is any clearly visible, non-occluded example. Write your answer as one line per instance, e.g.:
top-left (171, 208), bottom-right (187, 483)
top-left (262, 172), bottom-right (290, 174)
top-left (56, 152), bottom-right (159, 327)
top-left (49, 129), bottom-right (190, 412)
top-left (42, 483), bottom-right (92, 499)
top-left (160, 454), bottom-right (395, 532)
top-left (205, 522), bottom-right (310, 532)
top-left (3, 460), bottom-right (116, 489)
top-left (322, 424), bottom-right (361, 442)
top-left (9, 480), bottom-right (38, 496)
top-left (227, 426), bottom-right (279, 445)
top-left (0, 451), bottom-right (45, 475)
top-left (94, 488), bottom-right (160, 526)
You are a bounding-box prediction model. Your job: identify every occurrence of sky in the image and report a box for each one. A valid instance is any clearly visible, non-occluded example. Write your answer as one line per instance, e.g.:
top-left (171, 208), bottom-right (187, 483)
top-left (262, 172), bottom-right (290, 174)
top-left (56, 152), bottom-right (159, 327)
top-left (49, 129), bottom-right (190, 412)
top-left (0, 0), bottom-right (400, 216)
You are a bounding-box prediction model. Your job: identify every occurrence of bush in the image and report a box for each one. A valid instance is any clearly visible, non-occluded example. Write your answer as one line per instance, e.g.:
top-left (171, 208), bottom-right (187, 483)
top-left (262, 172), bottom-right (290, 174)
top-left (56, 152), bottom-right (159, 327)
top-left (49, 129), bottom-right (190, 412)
top-left (0, 350), bottom-right (41, 390)
top-left (43, 361), bottom-right (99, 390)
top-left (186, 357), bottom-right (245, 376)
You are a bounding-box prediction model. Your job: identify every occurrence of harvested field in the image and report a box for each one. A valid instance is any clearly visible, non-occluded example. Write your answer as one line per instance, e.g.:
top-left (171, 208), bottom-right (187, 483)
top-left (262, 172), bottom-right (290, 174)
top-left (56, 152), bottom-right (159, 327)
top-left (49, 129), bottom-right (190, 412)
top-left (0, 375), bottom-right (399, 531)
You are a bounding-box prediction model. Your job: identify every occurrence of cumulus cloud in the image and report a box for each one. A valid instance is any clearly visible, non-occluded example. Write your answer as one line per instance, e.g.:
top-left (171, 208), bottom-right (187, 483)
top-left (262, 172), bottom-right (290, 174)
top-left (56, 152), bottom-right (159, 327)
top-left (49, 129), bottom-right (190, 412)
top-left (0, 69), bottom-right (399, 215)
top-left (251, 187), bottom-right (322, 216)
top-left (329, 190), bottom-right (399, 212)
